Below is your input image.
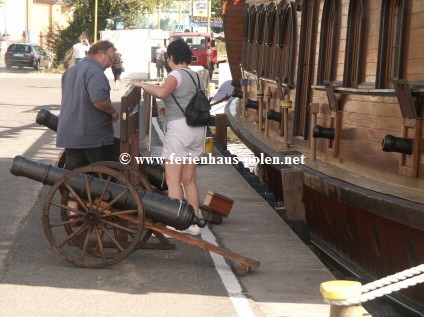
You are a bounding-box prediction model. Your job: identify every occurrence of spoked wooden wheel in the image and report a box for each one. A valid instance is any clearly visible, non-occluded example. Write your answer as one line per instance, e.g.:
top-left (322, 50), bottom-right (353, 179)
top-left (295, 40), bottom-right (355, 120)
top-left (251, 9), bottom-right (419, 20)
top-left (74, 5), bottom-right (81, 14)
top-left (43, 166), bottom-right (144, 268)
top-left (88, 161), bottom-right (155, 249)
top-left (89, 161), bottom-right (153, 192)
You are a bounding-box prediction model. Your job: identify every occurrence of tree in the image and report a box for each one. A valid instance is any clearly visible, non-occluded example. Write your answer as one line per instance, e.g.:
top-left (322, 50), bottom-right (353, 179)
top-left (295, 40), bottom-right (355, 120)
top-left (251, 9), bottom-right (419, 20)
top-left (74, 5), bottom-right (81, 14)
top-left (65, 0), bottom-right (174, 28)
top-left (49, 0), bottom-right (172, 66)
top-left (211, 0), bottom-right (223, 33)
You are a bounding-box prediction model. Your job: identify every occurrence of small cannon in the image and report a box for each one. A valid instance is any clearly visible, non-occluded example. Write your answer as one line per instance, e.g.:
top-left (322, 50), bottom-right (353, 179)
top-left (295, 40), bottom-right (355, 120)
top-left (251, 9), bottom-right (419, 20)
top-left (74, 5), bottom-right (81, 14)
top-left (245, 99), bottom-right (259, 110)
top-left (11, 156), bottom-right (202, 230)
top-left (231, 89), bottom-right (243, 98)
top-left (312, 125), bottom-right (335, 140)
top-left (10, 156), bottom-right (259, 274)
top-left (266, 109), bottom-right (282, 122)
top-left (382, 134), bottom-right (413, 155)
top-left (36, 108), bottom-right (58, 130)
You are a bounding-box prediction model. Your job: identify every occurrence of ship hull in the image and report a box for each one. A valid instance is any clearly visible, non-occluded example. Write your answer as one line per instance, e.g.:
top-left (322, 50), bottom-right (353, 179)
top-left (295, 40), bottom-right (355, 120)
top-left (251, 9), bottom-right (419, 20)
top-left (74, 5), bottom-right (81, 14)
top-left (222, 0), bottom-right (424, 313)
top-left (225, 98), bottom-right (424, 314)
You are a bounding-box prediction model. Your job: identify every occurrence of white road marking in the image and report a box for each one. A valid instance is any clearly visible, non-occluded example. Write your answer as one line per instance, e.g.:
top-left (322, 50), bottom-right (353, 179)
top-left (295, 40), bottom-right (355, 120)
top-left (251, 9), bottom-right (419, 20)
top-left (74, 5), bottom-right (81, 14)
top-left (201, 226), bottom-right (255, 317)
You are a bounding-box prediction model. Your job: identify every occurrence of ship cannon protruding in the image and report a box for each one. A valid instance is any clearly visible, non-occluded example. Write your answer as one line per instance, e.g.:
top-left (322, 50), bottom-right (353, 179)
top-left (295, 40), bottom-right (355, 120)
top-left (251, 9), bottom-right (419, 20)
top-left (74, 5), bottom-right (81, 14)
top-left (266, 109), bottom-right (282, 122)
top-left (245, 99), bottom-right (259, 110)
top-left (232, 89), bottom-right (243, 98)
top-left (312, 125), bottom-right (335, 140)
top-left (382, 134), bottom-right (413, 155)
top-left (11, 156), bottom-right (204, 230)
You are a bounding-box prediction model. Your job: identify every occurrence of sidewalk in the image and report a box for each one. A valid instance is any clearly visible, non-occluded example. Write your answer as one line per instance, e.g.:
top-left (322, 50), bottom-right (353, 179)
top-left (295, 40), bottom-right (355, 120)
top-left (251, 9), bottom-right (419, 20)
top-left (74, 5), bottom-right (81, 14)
top-left (194, 152), bottom-right (337, 317)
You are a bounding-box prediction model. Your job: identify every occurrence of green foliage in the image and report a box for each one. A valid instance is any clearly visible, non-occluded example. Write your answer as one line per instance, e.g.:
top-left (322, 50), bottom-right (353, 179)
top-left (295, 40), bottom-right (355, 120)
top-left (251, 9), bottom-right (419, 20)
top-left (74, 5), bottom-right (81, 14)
top-left (46, 4), bottom-right (97, 67)
top-left (211, 0), bottom-right (222, 18)
top-left (211, 0), bottom-right (223, 33)
top-left (49, 0), bottom-right (173, 66)
top-left (216, 39), bottom-right (226, 56)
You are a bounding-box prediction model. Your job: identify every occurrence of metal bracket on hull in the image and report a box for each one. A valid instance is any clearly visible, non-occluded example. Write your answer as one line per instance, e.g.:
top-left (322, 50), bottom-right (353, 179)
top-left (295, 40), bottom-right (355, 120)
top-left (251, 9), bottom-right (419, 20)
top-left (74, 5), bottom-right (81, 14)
top-left (309, 103), bottom-right (320, 160)
top-left (392, 80), bottom-right (421, 177)
top-left (324, 81), bottom-right (340, 112)
top-left (264, 86), bottom-right (272, 136)
top-left (323, 81), bottom-right (341, 157)
top-left (257, 76), bottom-right (265, 131)
top-left (393, 80), bottom-right (418, 119)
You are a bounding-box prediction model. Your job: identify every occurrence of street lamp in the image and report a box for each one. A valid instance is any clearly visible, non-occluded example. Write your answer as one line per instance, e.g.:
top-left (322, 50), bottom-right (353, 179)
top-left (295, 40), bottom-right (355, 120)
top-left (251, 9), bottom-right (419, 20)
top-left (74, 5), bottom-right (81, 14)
top-left (1, 0), bottom-right (7, 35)
top-left (207, 0), bottom-right (211, 34)
top-left (94, 0), bottom-right (98, 43)
top-left (157, 4), bottom-right (161, 30)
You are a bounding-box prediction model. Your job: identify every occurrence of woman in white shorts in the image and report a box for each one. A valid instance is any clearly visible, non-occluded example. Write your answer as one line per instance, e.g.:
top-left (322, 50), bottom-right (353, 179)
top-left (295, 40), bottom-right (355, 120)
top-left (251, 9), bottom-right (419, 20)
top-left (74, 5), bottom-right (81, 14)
top-left (128, 39), bottom-right (205, 235)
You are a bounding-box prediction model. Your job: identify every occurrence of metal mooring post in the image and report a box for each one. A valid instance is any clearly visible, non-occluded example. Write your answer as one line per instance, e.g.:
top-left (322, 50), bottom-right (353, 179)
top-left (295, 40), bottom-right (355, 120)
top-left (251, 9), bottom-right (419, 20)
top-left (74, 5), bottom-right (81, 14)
top-left (320, 280), bottom-right (363, 317)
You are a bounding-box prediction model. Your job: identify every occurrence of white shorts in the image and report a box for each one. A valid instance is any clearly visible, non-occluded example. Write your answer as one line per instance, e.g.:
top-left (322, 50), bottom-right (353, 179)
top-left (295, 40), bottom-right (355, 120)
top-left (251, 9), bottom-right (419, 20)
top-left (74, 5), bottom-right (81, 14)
top-left (162, 118), bottom-right (205, 161)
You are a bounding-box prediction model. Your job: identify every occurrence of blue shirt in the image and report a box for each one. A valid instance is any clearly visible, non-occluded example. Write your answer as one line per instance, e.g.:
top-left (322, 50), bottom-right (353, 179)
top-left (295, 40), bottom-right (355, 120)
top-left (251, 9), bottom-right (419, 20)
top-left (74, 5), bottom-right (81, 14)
top-left (57, 57), bottom-right (114, 148)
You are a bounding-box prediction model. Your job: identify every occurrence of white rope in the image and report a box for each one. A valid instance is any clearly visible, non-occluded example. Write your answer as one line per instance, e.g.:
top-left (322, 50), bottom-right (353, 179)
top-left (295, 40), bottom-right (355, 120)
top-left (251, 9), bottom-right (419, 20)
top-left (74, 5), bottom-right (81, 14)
top-left (361, 264), bottom-right (424, 293)
top-left (324, 264), bottom-right (424, 306)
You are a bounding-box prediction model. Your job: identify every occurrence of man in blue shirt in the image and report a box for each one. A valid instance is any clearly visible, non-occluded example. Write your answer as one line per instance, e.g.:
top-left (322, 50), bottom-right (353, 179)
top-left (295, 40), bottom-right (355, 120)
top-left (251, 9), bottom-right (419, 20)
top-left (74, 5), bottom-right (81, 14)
top-left (57, 40), bottom-right (119, 170)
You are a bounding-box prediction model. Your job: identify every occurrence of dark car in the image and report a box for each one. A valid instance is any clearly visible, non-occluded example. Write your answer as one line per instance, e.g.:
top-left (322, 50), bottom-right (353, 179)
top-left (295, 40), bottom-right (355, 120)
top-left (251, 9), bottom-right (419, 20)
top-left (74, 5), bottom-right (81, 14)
top-left (5, 43), bottom-right (51, 70)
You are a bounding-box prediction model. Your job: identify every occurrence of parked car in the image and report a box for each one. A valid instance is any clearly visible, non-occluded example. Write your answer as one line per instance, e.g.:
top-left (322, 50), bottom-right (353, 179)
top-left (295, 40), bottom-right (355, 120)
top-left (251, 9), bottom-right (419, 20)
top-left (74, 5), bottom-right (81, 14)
top-left (5, 43), bottom-right (51, 70)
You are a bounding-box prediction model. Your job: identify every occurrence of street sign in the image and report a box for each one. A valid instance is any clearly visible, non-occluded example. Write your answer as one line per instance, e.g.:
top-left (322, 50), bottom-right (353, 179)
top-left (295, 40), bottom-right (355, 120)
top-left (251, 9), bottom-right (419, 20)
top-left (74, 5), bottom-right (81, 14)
top-left (116, 22), bottom-right (124, 30)
top-left (175, 24), bottom-right (184, 33)
top-left (189, 16), bottom-right (223, 28)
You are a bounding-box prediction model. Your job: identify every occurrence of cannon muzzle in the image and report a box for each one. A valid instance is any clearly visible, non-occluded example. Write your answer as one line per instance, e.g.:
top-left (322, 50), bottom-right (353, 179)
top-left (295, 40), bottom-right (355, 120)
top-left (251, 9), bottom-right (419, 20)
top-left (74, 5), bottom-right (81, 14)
top-left (266, 109), bottom-right (282, 122)
top-left (382, 134), bottom-right (413, 155)
top-left (231, 79), bottom-right (241, 87)
top-left (232, 89), bottom-right (243, 98)
top-left (245, 99), bottom-right (259, 110)
top-left (11, 156), bottom-right (205, 230)
top-left (313, 125), bottom-right (335, 140)
top-left (36, 108), bottom-right (58, 132)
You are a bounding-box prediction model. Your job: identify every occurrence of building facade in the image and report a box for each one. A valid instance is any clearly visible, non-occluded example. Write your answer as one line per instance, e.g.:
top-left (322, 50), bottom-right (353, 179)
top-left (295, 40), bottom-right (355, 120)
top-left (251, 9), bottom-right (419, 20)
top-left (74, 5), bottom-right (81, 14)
top-left (0, 0), bottom-right (72, 44)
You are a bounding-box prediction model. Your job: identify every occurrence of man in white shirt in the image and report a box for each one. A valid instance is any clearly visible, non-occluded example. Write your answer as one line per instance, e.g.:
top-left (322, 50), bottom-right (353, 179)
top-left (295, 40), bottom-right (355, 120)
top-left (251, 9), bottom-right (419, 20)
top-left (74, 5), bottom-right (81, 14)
top-left (155, 42), bottom-right (166, 84)
top-left (0, 34), bottom-right (7, 59)
top-left (72, 38), bottom-right (89, 64)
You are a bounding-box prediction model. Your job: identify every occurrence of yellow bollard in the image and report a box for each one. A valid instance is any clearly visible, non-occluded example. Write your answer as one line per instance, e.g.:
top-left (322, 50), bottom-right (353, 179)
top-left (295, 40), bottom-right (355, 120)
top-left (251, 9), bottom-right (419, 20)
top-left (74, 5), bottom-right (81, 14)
top-left (320, 280), bottom-right (363, 317)
top-left (209, 83), bottom-right (216, 97)
top-left (204, 136), bottom-right (214, 155)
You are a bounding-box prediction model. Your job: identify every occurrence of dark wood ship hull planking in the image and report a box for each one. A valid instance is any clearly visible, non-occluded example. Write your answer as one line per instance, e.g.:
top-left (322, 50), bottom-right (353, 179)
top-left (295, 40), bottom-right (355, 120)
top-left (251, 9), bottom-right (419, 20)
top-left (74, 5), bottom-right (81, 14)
top-left (222, 0), bottom-right (424, 313)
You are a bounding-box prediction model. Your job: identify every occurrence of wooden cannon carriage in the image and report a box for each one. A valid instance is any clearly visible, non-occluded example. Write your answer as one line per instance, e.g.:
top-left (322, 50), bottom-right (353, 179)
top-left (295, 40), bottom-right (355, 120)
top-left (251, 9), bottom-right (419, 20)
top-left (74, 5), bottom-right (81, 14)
top-left (25, 85), bottom-right (259, 275)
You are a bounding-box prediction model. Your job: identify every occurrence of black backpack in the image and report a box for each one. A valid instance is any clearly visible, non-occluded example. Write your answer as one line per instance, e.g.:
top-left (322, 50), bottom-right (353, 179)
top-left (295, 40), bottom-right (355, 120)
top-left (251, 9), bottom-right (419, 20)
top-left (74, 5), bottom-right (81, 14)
top-left (171, 69), bottom-right (211, 127)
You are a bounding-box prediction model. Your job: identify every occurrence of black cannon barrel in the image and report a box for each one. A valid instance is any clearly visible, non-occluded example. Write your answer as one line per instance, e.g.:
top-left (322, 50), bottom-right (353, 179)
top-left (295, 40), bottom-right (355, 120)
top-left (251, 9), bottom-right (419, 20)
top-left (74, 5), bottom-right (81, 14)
top-left (266, 109), bottom-right (282, 122)
top-left (232, 89), bottom-right (243, 98)
top-left (382, 134), bottom-right (413, 155)
top-left (35, 109), bottom-right (168, 191)
top-left (313, 125), bottom-right (335, 140)
top-left (231, 79), bottom-right (241, 87)
top-left (245, 99), bottom-right (259, 110)
top-left (146, 163), bottom-right (166, 190)
top-left (36, 108), bottom-right (58, 132)
top-left (10, 156), bottom-right (205, 230)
